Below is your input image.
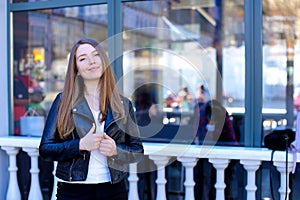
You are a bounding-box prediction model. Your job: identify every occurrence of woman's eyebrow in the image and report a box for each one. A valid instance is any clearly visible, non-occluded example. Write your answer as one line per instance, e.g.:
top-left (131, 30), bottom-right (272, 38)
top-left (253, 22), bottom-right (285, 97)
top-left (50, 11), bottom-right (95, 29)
top-left (77, 50), bottom-right (98, 58)
top-left (91, 50), bottom-right (98, 54)
top-left (76, 51), bottom-right (86, 58)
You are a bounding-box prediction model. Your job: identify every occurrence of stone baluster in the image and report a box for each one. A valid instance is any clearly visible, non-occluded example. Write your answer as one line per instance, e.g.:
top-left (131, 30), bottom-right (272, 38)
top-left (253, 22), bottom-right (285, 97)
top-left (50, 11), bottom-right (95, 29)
top-left (240, 160), bottom-right (261, 200)
top-left (209, 158), bottom-right (229, 200)
top-left (177, 157), bottom-right (198, 200)
top-left (274, 160), bottom-right (293, 200)
top-left (149, 155), bottom-right (170, 200)
top-left (51, 161), bottom-right (57, 200)
top-left (1, 146), bottom-right (21, 200)
top-left (22, 147), bottom-right (42, 200)
top-left (128, 163), bottom-right (139, 199)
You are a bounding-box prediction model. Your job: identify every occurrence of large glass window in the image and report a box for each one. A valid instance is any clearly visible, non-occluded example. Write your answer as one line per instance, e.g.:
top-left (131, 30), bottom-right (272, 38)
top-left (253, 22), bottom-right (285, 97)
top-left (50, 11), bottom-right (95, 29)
top-left (122, 0), bottom-right (245, 145)
top-left (12, 5), bottom-right (108, 135)
top-left (262, 0), bottom-right (300, 134)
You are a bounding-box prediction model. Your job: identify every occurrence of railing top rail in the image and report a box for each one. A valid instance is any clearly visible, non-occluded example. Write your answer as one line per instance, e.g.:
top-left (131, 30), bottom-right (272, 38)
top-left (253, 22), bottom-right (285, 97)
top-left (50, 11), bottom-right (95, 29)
top-left (0, 136), bottom-right (40, 148)
top-left (0, 136), bottom-right (297, 162)
top-left (143, 142), bottom-right (292, 162)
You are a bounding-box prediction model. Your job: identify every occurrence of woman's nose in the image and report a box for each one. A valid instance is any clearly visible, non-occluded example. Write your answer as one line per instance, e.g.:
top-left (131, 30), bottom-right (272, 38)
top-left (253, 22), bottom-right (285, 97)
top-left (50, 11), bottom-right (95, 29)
top-left (88, 56), bottom-right (95, 64)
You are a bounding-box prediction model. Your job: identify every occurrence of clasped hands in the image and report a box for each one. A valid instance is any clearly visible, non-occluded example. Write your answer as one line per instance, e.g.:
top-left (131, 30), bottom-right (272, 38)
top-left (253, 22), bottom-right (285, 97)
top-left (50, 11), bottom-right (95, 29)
top-left (79, 123), bottom-right (117, 156)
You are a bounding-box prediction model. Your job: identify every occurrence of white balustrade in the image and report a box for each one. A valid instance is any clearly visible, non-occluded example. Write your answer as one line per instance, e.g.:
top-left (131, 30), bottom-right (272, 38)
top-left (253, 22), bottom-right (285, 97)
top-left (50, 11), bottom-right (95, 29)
top-left (128, 163), bottom-right (139, 200)
top-left (51, 162), bottom-right (57, 200)
top-left (1, 146), bottom-right (21, 200)
top-left (209, 158), bottom-right (229, 200)
top-left (274, 158), bottom-right (294, 200)
top-left (1, 137), bottom-right (300, 200)
top-left (177, 157), bottom-right (198, 200)
top-left (22, 147), bottom-right (43, 200)
top-left (240, 160), bottom-right (261, 200)
top-left (149, 155), bottom-right (170, 200)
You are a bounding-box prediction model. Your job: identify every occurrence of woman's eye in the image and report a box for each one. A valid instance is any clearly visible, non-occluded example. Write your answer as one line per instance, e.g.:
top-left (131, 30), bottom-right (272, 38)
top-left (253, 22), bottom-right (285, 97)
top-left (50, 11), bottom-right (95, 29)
top-left (79, 58), bottom-right (86, 61)
top-left (93, 53), bottom-right (99, 57)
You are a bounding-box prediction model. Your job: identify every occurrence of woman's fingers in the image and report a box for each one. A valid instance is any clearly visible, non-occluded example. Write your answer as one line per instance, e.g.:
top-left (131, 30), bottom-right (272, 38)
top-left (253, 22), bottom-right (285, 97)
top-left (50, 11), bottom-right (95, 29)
top-left (99, 133), bottom-right (117, 156)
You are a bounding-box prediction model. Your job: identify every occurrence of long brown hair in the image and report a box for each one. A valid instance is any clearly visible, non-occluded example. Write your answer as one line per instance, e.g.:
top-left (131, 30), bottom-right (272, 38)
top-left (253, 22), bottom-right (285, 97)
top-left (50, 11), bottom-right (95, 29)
top-left (57, 38), bottom-right (124, 138)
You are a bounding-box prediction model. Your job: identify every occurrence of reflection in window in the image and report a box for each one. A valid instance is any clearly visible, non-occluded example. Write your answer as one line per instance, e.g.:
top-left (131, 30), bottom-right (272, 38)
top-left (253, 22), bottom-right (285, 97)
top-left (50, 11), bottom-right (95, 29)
top-left (12, 5), bottom-right (107, 135)
top-left (122, 0), bottom-right (245, 145)
top-left (262, 0), bottom-right (300, 129)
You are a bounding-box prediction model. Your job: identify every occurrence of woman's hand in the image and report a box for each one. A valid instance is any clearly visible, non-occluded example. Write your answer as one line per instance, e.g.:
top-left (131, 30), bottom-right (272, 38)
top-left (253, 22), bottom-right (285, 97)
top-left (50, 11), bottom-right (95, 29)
top-left (99, 133), bottom-right (117, 157)
top-left (79, 124), bottom-right (102, 151)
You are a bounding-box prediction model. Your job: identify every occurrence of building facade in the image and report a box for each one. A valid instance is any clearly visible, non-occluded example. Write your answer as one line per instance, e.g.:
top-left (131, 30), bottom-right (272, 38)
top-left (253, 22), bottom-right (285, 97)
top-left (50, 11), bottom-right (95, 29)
top-left (1, 0), bottom-right (300, 199)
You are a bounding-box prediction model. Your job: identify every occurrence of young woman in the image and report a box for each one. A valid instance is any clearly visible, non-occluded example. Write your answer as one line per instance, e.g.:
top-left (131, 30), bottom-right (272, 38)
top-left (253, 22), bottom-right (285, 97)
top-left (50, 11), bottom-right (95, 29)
top-left (39, 38), bottom-right (144, 200)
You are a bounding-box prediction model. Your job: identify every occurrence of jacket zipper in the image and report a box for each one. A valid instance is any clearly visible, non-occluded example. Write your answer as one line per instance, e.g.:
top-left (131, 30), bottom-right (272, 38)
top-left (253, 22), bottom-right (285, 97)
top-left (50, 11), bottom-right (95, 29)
top-left (69, 133), bottom-right (76, 181)
top-left (105, 116), bottom-right (126, 184)
top-left (104, 116), bottom-right (126, 132)
top-left (69, 159), bottom-right (75, 181)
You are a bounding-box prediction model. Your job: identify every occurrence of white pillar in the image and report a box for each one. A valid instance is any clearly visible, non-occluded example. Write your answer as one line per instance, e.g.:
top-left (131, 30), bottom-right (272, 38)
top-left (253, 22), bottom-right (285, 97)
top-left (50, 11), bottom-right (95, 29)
top-left (274, 160), bottom-right (293, 200)
top-left (149, 155), bottom-right (170, 200)
top-left (0, 1), bottom-right (9, 199)
top-left (209, 158), bottom-right (229, 200)
top-left (51, 162), bottom-right (57, 200)
top-left (22, 147), bottom-right (42, 200)
top-left (177, 157), bottom-right (198, 200)
top-left (240, 160), bottom-right (261, 200)
top-left (128, 163), bottom-right (139, 200)
top-left (1, 146), bottom-right (21, 200)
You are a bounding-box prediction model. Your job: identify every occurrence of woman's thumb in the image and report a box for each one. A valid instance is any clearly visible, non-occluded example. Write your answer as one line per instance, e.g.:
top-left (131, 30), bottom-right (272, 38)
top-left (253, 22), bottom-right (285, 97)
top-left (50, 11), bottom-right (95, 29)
top-left (103, 132), bottom-right (110, 139)
top-left (89, 123), bottom-right (96, 133)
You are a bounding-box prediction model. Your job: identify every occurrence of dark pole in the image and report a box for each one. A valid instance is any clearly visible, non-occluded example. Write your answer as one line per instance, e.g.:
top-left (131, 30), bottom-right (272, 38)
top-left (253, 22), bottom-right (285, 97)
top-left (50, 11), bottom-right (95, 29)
top-left (285, 24), bottom-right (295, 128)
top-left (213, 0), bottom-right (223, 103)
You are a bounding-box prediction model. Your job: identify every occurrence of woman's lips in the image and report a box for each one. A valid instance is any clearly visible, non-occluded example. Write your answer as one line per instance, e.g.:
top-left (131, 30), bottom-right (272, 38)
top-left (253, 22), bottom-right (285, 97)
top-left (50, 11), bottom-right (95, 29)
top-left (88, 66), bottom-right (99, 71)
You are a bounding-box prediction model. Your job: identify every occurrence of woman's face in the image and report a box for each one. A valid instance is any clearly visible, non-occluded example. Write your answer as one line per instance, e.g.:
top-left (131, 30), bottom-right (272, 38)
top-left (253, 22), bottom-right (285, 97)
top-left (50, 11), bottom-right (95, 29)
top-left (76, 44), bottom-right (103, 81)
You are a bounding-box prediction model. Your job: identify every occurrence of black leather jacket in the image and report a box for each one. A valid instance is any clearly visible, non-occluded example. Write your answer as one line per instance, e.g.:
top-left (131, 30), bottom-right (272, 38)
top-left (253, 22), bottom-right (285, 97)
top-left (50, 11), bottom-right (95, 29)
top-left (39, 93), bottom-right (143, 184)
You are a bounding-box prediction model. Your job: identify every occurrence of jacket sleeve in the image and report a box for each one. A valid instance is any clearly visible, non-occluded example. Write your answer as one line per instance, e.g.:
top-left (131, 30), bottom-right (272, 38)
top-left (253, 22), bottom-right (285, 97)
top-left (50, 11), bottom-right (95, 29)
top-left (39, 93), bottom-right (82, 161)
top-left (111, 99), bottom-right (144, 164)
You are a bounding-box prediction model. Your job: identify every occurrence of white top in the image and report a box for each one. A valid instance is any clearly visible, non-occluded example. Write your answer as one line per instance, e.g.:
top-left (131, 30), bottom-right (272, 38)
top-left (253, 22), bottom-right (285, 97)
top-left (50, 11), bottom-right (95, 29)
top-left (85, 109), bottom-right (111, 183)
top-left (57, 109), bottom-right (111, 184)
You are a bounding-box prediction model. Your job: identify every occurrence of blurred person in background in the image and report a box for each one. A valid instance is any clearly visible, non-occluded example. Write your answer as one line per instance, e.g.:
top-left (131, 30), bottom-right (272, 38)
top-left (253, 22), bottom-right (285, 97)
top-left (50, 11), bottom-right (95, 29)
top-left (193, 91), bottom-right (238, 199)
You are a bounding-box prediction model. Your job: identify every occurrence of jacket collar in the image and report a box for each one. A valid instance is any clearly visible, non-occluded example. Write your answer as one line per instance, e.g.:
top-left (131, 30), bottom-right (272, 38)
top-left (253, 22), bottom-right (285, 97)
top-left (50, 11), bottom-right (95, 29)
top-left (72, 97), bottom-right (93, 119)
top-left (72, 96), bottom-right (115, 130)
top-left (104, 105), bottom-right (114, 130)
